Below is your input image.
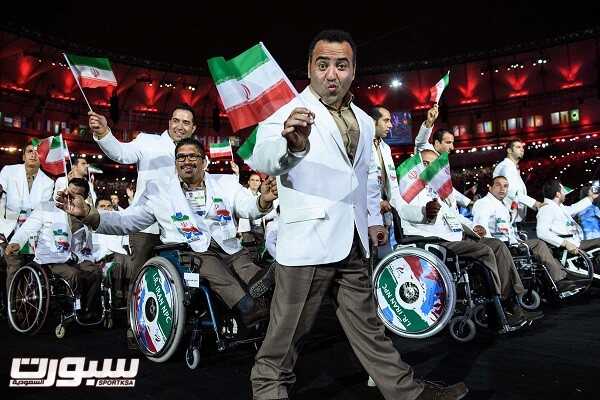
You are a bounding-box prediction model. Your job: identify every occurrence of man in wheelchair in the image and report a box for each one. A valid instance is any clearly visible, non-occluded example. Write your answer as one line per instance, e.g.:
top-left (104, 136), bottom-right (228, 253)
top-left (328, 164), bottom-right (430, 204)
top-left (536, 179), bottom-right (600, 273)
top-left (56, 138), bottom-right (278, 327)
top-left (472, 176), bottom-right (579, 293)
top-left (399, 150), bottom-right (542, 330)
top-left (5, 178), bottom-right (102, 322)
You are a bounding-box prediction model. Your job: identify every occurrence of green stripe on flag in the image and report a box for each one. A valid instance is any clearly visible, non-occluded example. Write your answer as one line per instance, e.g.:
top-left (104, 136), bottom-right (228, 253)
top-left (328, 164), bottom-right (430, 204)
top-left (50, 135), bottom-right (62, 149)
top-left (210, 142), bottom-right (230, 149)
top-left (442, 71), bottom-right (450, 86)
top-left (419, 153), bottom-right (449, 183)
top-left (207, 44), bottom-right (270, 85)
top-left (237, 127), bottom-right (257, 160)
top-left (396, 153), bottom-right (421, 178)
top-left (65, 54), bottom-right (113, 71)
top-left (31, 138), bottom-right (40, 147)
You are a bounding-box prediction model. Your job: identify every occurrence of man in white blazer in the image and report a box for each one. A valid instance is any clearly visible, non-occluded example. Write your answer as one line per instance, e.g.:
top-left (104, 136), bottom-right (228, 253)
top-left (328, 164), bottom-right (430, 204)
top-left (369, 106), bottom-right (401, 251)
top-left (537, 179), bottom-right (600, 272)
top-left (1, 143), bottom-right (55, 289)
top-left (413, 105), bottom-right (471, 207)
top-left (248, 30), bottom-right (467, 400)
top-left (493, 140), bottom-right (544, 223)
top-left (472, 176), bottom-right (577, 292)
top-left (0, 143), bottom-right (55, 238)
top-left (6, 178), bottom-right (102, 321)
top-left (88, 103), bottom-right (198, 274)
top-left (53, 157), bottom-right (97, 205)
top-left (57, 138), bottom-right (278, 326)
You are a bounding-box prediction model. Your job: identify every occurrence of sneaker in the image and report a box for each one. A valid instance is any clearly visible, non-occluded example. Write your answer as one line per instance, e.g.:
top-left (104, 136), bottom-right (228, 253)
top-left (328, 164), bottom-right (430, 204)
top-left (416, 381), bottom-right (469, 400)
top-left (241, 296), bottom-right (270, 327)
top-left (248, 263), bottom-right (276, 298)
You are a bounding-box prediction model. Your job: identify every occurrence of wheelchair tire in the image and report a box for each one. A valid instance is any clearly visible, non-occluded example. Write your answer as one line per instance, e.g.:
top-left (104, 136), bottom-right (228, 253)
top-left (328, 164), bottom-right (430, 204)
top-left (7, 265), bottom-right (50, 335)
top-left (185, 346), bottom-right (201, 370)
top-left (518, 290), bottom-right (541, 310)
top-left (473, 304), bottom-right (489, 329)
top-left (373, 247), bottom-right (456, 339)
top-left (449, 316), bottom-right (476, 343)
top-left (129, 257), bottom-right (186, 363)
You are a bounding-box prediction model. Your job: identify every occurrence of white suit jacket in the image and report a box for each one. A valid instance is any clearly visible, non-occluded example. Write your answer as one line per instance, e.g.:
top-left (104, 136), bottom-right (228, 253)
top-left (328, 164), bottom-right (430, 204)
top-left (536, 197), bottom-right (591, 247)
top-left (493, 158), bottom-right (536, 222)
top-left (372, 139), bottom-right (404, 212)
top-left (413, 122), bottom-right (470, 207)
top-left (94, 173), bottom-right (268, 255)
top-left (402, 185), bottom-right (475, 242)
top-left (0, 164), bottom-right (54, 237)
top-left (10, 201), bottom-right (95, 265)
top-left (249, 87), bottom-right (382, 265)
top-left (472, 192), bottom-right (517, 244)
top-left (94, 129), bottom-right (177, 234)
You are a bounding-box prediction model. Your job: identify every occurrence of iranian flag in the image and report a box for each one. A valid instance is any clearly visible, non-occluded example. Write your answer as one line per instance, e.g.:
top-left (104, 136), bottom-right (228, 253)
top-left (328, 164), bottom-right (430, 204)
top-left (430, 71), bottom-right (450, 103)
top-left (419, 152), bottom-right (453, 200)
top-left (64, 53), bottom-right (118, 88)
top-left (207, 43), bottom-right (297, 132)
top-left (396, 153), bottom-right (426, 203)
top-left (32, 135), bottom-right (70, 176)
top-left (209, 141), bottom-right (233, 160)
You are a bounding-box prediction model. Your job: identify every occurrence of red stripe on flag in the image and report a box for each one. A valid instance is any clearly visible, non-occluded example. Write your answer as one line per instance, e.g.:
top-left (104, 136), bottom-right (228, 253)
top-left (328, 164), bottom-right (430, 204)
top-left (226, 79), bottom-right (295, 132)
top-left (79, 76), bottom-right (117, 88)
top-left (402, 179), bottom-right (426, 203)
top-left (405, 255), bottom-right (424, 279)
top-left (437, 179), bottom-right (453, 200)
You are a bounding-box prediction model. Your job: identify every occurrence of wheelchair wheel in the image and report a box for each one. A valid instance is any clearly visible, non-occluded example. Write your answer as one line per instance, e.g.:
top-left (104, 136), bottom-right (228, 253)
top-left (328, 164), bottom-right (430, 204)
top-left (473, 304), bottom-right (489, 328)
top-left (129, 257), bottom-right (186, 363)
top-left (185, 347), bottom-right (201, 370)
top-left (7, 265), bottom-right (50, 335)
top-left (518, 290), bottom-right (541, 310)
top-left (449, 316), bottom-right (476, 343)
top-left (373, 247), bottom-right (456, 339)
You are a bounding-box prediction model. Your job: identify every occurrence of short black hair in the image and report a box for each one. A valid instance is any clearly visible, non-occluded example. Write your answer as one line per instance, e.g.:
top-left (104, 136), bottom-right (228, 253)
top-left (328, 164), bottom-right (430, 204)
top-left (369, 106), bottom-right (388, 122)
top-left (95, 197), bottom-right (110, 207)
top-left (74, 157), bottom-right (87, 166)
top-left (542, 179), bottom-right (562, 200)
top-left (171, 103), bottom-right (196, 124)
top-left (308, 29), bottom-right (357, 65)
top-left (490, 175), bottom-right (508, 187)
top-left (506, 139), bottom-right (523, 152)
top-left (68, 177), bottom-right (90, 198)
top-left (432, 128), bottom-right (453, 144)
top-left (175, 137), bottom-right (206, 159)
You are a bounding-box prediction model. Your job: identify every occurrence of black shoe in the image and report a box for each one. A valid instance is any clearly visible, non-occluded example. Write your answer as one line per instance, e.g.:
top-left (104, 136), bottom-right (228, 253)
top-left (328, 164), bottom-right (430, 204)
top-left (248, 263), bottom-right (276, 298)
top-left (556, 279), bottom-right (578, 293)
top-left (241, 297), bottom-right (270, 327)
top-left (416, 381), bottom-right (469, 400)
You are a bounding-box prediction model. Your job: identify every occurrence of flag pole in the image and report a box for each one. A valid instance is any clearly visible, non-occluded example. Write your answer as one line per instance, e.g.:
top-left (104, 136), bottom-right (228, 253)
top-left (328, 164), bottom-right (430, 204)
top-left (63, 53), bottom-right (94, 113)
top-left (60, 134), bottom-right (69, 182)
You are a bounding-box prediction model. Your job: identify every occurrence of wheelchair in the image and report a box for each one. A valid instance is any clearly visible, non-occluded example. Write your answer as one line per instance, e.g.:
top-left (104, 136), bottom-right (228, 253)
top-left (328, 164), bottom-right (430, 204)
top-left (7, 256), bottom-right (115, 337)
top-left (129, 243), bottom-right (269, 370)
top-left (371, 209), bottom-right (525, 343)
top-left (509, 234), bottom-right (594, 310)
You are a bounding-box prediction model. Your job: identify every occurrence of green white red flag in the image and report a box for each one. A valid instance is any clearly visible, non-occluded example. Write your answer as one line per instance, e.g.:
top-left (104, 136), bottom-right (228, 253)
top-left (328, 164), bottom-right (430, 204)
top-left (419, 152), bottom-right (453, 200)
top-left (396, 153), bottom-right (426, 203)
top-left (207, 42), bottom-right (297, 132)
top-left (430, 71), bottom-right (450, 103)
top-left (209, 141), bottom-right (233, 160)
top-left (31, 135), bottom-right (70, 176)
top-left (64, 53), bottom-right (117, 88)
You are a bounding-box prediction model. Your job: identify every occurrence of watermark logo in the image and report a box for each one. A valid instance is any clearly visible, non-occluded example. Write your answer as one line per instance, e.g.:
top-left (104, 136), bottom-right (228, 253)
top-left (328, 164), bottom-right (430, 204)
top-left (9, 357), bottom-right (139, 387)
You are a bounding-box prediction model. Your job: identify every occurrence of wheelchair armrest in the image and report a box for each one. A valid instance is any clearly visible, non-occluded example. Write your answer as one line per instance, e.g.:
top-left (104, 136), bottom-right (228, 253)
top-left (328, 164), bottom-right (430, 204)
top-left (396, 235), bottom-right (448, 246)
top-left (154, 242), bottom-right (191, 253)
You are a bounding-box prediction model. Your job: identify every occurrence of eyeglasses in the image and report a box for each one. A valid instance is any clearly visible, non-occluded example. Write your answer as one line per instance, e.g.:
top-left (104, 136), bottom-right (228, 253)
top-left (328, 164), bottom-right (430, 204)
top-left (176, 153), bottom-right (202, 162)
